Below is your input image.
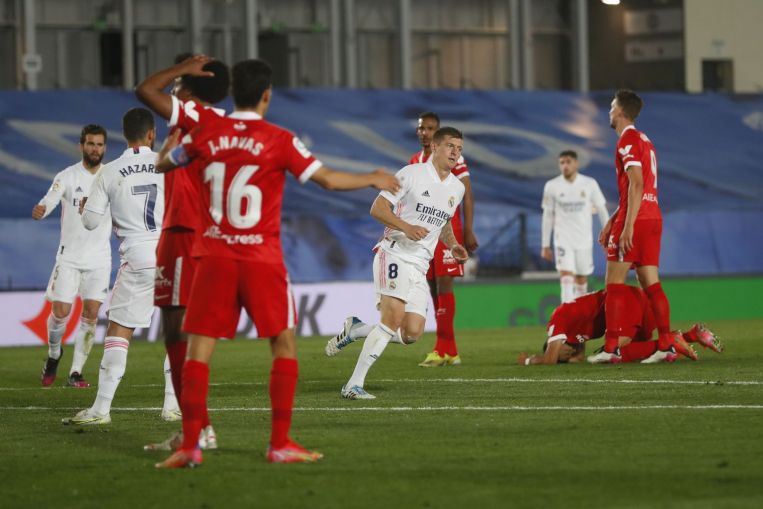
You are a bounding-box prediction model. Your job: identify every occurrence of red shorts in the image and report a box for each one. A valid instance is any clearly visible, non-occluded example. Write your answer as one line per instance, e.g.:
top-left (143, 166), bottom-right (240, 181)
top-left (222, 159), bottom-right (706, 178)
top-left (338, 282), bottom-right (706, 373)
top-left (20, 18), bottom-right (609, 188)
top-left (427, 217), bottom-right (465, 280)
top-left (183, 256), bottom-right (296, 339)
top-left (606, 219), bottom-right (662, 267)
top-left (154, 228), bottom-right (198, 307)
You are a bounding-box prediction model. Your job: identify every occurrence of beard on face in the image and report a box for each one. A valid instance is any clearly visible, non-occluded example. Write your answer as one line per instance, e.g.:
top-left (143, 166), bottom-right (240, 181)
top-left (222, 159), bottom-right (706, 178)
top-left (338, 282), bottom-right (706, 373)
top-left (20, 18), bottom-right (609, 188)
top-left (83, 151), bottom-right (103, 167)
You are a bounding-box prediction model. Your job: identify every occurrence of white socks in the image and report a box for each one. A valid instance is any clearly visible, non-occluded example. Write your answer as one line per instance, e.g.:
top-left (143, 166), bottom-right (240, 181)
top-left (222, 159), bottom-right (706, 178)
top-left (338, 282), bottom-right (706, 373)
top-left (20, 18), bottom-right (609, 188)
top-left (162, 354), bottom-right (180, 412)
top-left (70, 317), bottom-right (96, 375)
top-left (560, 275), bottom-right (575, 303)
top-left (346, 323), bottom-right (398, 388)
top-left (574, 282), bottom-right (588, 298)
top-left (47, 313), bottom-right (68, 359)
top-left (349, 321), bottom-right (375, 340)
top-left (91, 336), bottom-right (129, 416)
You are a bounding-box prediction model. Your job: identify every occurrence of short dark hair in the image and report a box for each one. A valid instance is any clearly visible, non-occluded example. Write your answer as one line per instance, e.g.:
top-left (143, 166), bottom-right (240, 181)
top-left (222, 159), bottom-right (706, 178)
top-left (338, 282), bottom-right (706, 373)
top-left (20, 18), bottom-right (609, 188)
top-left (231, 59), bottom-right (272, 109)
top-left (80, 124), bottom-right (107, 144)
top-left (433, 126), bottom-right (463, 144)
top-left (418, 111), bottom-right (440, 125)
top-left (180, 60), bottom-right (230, 105)
top-left (615, 89), bottom-right (644, 121)
top-left (122, 107), bottom-right (155, 142)
top-left (559, 150), bottom-right (577, 159)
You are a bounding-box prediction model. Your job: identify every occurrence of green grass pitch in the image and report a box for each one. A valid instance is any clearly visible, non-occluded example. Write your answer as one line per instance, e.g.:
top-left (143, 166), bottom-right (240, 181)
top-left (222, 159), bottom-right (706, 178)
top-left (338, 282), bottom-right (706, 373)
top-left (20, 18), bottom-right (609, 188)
top-left (1, 318), bottom-right (762, 509)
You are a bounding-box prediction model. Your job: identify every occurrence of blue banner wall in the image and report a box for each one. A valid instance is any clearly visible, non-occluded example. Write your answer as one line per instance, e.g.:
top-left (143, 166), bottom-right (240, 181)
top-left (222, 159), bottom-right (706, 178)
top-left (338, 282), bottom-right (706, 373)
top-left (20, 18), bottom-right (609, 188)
top-left (1, 89), bottom-right (761, 286)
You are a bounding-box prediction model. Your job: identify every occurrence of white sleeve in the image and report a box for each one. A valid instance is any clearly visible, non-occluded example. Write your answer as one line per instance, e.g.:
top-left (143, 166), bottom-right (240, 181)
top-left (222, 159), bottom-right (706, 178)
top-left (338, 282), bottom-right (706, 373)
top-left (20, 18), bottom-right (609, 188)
top-left (84, 169), bottom-right (109, 216)
top-left (379, 166), bottom-right (413, 206)
top-left (81, 209), bottom-right (104, 231)
top-left (38, 171), bottom-right (66, 218)
top-left (590, 180), bottom-right (610, 227)
top-left (541, 183), bottom-right (554, 248)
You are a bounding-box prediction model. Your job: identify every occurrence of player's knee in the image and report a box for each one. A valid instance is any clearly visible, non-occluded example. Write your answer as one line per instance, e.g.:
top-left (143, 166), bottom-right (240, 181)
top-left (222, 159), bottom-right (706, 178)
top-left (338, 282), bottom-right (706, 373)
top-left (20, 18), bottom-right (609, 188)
top-left (401, 325), bottom-right (424, 344)
top-left (51, 302), bottom-right (71, 319)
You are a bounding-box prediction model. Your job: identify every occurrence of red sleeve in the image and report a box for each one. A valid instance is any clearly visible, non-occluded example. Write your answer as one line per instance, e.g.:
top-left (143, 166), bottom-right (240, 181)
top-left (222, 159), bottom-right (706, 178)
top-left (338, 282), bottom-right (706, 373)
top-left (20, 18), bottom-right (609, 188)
top-left (180, 125), bottom-right (206, 162)
top-left (452, 155), bottom-right (470, 179)
top-left (408, 152), bottom-right (421, 165)
top-left (281, 131), bottom-right (323, 184)
top-left (618, 130), bottom-right (644, 170)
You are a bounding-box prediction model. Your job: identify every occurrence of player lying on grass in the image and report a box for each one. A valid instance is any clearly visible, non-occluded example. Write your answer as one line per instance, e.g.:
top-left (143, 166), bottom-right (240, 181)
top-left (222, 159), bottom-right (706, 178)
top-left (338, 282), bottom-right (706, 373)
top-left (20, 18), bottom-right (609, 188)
top-left (516, 287), bottom-right (723, 365)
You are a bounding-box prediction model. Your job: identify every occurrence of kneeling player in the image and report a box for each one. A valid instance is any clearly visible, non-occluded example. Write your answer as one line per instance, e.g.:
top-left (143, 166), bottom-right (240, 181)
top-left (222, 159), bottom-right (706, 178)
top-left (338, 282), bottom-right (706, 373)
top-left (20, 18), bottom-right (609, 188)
top-left (517, 287), bottom-right (723, 366)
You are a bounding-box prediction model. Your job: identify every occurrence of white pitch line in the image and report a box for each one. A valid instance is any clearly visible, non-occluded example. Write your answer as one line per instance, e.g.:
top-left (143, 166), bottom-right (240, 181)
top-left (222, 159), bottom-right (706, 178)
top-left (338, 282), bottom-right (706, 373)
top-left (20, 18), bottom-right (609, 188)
top-left (1, 405), bottom-right (763, 412)
top-left (2, 377), bottom-right (760, 391)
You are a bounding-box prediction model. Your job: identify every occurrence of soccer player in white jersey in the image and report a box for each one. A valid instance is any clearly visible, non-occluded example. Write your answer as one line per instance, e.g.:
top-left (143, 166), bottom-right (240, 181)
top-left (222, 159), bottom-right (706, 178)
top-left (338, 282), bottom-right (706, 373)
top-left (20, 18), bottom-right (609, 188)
top-left (328, 127), bottom-right (468, 399)
top-left (541, 150), bottom-right (609, 303)
top-left (63, 108), bottom-right (171, 425)
top-left (33, 125), bottom-right (110, 388)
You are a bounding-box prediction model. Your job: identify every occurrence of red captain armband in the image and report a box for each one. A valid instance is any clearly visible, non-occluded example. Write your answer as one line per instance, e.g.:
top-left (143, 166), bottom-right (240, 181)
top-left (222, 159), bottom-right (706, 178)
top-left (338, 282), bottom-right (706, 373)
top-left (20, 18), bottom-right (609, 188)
top-left (168, 145), bottom-right (191, 167)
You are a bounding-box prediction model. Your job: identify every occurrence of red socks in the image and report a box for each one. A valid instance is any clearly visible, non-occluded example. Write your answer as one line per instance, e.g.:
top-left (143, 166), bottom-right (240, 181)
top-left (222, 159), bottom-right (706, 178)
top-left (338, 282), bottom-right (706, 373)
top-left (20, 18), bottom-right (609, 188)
top-left (604, 284), bottom-right (629, 353)
top-left (166, 341), bottom-right (187, 404)
top-left (270, 358), bottom-right (299, 449)
top-left (434, 292), bottom-right (457, 357)
top-left (644, 282), bottom-right (672, 350)
top-left (620, 341), bottom-right (658, 362)
top-left (180, 360), bottom-right (209, 451)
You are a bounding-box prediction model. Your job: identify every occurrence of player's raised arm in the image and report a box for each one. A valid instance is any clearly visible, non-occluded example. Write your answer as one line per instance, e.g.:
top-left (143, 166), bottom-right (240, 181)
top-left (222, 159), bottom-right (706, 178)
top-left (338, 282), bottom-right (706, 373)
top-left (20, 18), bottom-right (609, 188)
top-left (135, 55), bottom-right (213, 120)
top-left (309, 166), bottom-right (400, 193)
top-left (370, 195), bottom-right (428, 241)
top-left (33, 172), bottom-right (65, 220)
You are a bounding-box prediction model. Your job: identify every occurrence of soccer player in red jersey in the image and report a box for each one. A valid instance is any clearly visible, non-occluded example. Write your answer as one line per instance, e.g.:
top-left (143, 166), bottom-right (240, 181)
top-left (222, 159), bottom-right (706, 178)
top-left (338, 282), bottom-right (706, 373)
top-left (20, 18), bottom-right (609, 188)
top-left (589, 89), bottom-right (676, 364)
top-left (409, 112), bottom-right (479, 367)
top-left (136, 54), bottom-right (229, 450)
top-left (517, 288), bottom-right (722, 366)
top-left (154, 59), bottom-right (400, 468)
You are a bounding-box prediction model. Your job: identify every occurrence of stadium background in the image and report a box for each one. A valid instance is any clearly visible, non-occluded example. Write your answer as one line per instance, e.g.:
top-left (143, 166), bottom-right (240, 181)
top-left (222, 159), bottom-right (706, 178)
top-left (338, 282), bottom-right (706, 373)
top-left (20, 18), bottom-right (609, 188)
top-left (1, 0), bottom-right (761, 346)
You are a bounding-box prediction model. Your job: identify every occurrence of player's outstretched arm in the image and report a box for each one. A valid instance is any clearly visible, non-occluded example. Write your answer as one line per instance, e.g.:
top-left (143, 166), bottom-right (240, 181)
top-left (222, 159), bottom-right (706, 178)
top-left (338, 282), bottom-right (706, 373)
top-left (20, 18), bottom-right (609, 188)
top-left (81, 173), bottom-right (108, 231)
top-left (309, 167), bottom-right (400, 193)
top-left (439, 220), bottom-right (468, 263)
top-left (135, 55), bottom-right (213, 120)
top-left (518, 340), bottom-right (563, 366)
top-left (370, 196), bottom-right (428, 241)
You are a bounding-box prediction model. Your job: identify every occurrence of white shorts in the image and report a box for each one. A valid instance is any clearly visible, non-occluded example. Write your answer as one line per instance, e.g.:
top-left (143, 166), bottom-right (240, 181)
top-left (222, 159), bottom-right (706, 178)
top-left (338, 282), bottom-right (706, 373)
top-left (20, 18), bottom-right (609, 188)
top-left (555, 246), bottom-right (594, 276)
top-left (373, 249), bottom-right (429, 318)
top-left (45, 264), bottom-right (110, 304)
top-left (108, 263), bottom-right (156, 328)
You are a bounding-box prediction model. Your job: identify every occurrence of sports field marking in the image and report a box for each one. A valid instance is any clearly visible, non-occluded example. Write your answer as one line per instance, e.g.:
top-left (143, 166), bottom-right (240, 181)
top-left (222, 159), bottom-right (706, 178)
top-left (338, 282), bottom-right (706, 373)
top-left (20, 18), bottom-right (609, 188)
top-left (2, 404), bottom-right (763, 412)
top-left (1, 377), bottom-right (761, 391)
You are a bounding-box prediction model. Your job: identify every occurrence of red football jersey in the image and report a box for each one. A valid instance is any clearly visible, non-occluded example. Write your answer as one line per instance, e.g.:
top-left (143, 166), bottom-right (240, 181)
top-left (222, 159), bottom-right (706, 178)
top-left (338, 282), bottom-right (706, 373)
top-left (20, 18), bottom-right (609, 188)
top-left (163, 97), bottom-right (226, 230)
top-left (179, 111), bottom-right (322, 262)
top-left (547, 291), bottom-right (607, 345)
top-left (409, 150), bottom-right (469, 234)
top-left (614, 125), bottom-right (661, 224)
top-left (547, 287), bottom-right (651, 346)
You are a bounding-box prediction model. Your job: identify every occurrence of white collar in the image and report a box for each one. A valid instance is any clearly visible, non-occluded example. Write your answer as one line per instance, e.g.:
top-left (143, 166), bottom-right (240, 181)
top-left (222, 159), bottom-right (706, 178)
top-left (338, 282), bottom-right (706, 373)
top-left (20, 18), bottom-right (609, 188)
top-left (620, 125), bottom-right (636, 138)
top-left (122, 146), bottom-right (152, 156)
top-left (229, 111), bottom-right (263, 120)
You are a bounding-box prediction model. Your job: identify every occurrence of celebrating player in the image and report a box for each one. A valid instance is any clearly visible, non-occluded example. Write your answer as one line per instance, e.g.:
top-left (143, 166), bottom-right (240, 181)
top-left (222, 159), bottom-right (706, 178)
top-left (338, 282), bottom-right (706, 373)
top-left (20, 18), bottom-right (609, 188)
top-left (589, 89), bottom-right (675, 364)
top-left (541, 150), bottom-right (609, 303)
top-left (33, 125), bottom-right (110, 388)
top-left (63, 108), bottom-right (169, 425)
top-left (153, 59), bottom-right (400, 468)
top-left (329, 127), bottom-right (468, 400)
top-left (408, 112), bottom-right (478, 367)
top-left (517, 287), bottom-right (723, 366)
top-left (136, 53), bottom-right (229, 449)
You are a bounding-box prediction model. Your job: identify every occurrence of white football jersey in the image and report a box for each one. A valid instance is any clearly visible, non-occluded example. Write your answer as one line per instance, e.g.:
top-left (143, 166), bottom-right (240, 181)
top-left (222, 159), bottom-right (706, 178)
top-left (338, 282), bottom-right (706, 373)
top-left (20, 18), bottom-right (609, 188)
top-left (38, 162), bottom-right (111, 270)
top-left (85, 146), bottom-right (164, 270)
top-left (541, 173), bottom-right (608, 250)
top-left (376, 162), bottom-right (465, 273)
